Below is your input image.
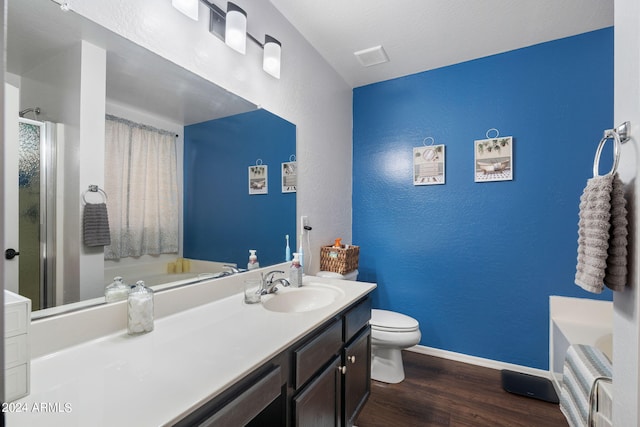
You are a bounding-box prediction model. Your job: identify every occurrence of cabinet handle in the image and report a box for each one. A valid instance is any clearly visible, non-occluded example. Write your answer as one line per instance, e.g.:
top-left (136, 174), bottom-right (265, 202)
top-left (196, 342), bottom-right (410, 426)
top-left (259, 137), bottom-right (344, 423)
top-left (338, 366), bottom-right (346, 374)
top-left (348, 355), bottom-right (356, 364)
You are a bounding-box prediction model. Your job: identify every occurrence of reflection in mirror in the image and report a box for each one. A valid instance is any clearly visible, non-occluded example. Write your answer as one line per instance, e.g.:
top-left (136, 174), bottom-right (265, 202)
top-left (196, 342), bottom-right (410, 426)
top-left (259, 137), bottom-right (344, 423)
top-left (5, 0), bottom-right (296, 318)
top-left (184, 109), bottom-right (297, 267)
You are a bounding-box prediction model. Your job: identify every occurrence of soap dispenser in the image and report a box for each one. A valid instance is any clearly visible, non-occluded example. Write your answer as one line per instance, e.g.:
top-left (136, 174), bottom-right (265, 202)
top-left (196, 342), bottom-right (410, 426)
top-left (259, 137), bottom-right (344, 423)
top-left (127, 280), bottom-right (154, 335)
top-left (105, 276), bottom-right (130, 303)
top-left (290, 252), bottom-right (303, 288)
top-left (248, 249), bottom-right (260, 270)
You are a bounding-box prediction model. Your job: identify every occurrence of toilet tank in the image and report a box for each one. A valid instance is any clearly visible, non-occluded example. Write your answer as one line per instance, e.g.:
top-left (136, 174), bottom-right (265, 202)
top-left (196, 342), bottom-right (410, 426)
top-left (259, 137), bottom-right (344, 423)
top-left (316, 270), bottom-right (359, 281)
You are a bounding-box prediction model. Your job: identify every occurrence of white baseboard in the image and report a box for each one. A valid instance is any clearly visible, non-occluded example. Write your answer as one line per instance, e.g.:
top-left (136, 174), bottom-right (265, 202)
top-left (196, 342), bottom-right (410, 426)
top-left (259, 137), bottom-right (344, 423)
top-left (406, 345), bottom-right (553, 380)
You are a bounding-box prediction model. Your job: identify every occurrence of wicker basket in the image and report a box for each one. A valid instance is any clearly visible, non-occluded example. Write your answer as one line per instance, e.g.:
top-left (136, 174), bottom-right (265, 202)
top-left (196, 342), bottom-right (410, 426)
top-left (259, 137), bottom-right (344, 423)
top-left (320, 244), bottom-right (360, 275)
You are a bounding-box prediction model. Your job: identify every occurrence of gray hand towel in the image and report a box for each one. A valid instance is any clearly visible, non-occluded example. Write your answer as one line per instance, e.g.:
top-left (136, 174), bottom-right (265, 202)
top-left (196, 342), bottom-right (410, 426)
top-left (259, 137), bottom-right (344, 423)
top-left (604, 174), bottom-right (628, 291)
top-left (575, 173), bottom-right (628, 293)
top-left (83, 202), bottom-right (112, 247)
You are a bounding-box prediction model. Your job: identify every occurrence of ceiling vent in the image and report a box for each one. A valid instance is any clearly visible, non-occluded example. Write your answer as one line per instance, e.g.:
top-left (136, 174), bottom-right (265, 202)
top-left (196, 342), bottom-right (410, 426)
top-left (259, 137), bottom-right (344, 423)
top-left (354, 45), bottom-right (389, 67)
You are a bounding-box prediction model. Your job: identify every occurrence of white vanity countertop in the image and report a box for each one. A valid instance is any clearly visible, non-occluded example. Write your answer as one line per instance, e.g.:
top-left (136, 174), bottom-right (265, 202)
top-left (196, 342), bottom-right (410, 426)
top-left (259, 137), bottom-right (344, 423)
top-left (6, 276), bottom-right (376, 426)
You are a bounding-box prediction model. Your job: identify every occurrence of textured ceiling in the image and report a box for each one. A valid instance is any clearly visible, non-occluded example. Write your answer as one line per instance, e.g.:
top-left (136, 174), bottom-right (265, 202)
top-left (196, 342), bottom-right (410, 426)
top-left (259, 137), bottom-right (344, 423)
top-left (270, 0), bottom-right (614, 88)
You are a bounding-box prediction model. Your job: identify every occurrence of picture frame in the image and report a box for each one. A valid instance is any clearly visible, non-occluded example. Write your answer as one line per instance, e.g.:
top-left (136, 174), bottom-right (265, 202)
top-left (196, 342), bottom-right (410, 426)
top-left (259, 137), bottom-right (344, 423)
top-left (413, 144), bottom-right (445, 185)
top-left (474, 136), bottom-right (513, 182)
top-left (248, 164), bottom-right (268, 194)
top-left (281, 161), bottom-right (297, 193)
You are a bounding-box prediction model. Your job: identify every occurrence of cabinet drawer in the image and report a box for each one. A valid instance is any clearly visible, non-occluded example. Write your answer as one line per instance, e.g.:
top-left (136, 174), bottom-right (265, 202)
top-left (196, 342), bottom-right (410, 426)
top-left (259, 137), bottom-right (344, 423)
top-left (5, 334), bottom-right (28, 368)
top-left (344, 297), bottom-right (371, 343)
top-left (5, 300), bottom-right (29, 338)
top-left (5, 363), bottom-right (29, 402)
top-left (294, 319), bottom-right (343, 389)
top-left (199, 365), bottom-right (281, 427)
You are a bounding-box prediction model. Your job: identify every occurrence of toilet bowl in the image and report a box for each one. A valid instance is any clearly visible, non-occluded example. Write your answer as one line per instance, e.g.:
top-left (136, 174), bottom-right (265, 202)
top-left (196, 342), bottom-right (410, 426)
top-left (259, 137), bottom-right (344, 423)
top-left (315, 271), bottom-right (421, 383)
top-left (370, 309), bottom-right (421, 384)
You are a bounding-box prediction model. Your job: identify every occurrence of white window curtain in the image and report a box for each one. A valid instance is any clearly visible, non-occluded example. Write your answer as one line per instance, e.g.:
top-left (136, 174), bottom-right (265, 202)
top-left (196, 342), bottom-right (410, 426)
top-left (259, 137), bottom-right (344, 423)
top-left (104, 115), bottom-right (179, 260)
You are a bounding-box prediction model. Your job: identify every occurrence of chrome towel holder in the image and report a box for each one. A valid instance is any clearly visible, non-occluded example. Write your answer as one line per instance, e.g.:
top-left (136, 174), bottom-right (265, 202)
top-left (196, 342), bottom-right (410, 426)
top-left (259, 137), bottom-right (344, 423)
top-left (593, 121), bottom-right (631, 177)
top-left (81, 184), bottom-right (108, 205)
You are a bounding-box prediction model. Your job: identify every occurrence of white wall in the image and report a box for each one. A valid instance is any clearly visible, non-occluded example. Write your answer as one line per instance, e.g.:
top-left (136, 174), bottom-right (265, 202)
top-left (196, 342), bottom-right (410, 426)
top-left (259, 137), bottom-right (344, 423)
top-left (614, 0), bottom-right (640, 425)
top-left (68, 0), bottom-right (354, 275)
top-left (78, 41), bottom-right (107, 300)
top-left (19, 45), bottom-right (81, 126)
top-left (3, 83), bottom-right (19, 294)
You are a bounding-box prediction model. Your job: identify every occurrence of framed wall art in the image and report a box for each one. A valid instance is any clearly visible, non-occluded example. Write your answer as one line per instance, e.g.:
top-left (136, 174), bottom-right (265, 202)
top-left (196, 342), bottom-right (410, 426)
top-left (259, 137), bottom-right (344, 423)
top-left (282, 158), bottom-right (297, 193)
top-left (249, 161), bottom-right (268, 195)
top-left (474, 131), bottom-right (513, 183)
top-left (414, 138), bottom-right (445, 185)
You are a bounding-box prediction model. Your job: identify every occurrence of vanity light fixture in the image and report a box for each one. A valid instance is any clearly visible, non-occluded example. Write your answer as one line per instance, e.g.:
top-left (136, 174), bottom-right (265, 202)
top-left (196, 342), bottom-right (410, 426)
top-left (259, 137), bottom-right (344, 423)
top-left (171, 0), bottom-right (282, 78)
top-left (263, 35), bottom-right (281, 79)
top-left (172, 0), bottom-right (199, 21)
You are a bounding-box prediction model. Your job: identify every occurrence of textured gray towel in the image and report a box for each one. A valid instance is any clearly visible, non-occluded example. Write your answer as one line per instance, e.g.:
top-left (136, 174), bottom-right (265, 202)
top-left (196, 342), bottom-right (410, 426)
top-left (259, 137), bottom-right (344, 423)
top-left (575, 173), bottom-right (628, 293)
top-left (604, 174), bottom-right (628, 290)
top-left (83, 203), bottom-right (111, 247)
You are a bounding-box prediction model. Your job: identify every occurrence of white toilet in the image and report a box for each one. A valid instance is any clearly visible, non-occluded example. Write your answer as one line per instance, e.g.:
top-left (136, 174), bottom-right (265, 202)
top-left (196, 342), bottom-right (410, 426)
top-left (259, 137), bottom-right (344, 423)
top-left (370, 309), bottom-right (421, 383)
top-left (315, 270), bottom-right (359, 281)
top-left (315, 270), bottom-right (421, 384)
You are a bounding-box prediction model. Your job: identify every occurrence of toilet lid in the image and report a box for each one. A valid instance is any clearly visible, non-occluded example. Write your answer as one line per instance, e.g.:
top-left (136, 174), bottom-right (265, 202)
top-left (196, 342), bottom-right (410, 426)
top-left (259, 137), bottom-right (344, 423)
top-left (370, 309), bottom-right (419, 332)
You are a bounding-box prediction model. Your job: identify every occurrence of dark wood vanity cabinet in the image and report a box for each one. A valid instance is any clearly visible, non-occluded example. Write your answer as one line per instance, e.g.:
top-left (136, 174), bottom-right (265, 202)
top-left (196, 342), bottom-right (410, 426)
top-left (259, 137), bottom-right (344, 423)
top-left (291, 296), bottom-right (372, 427)
top-left (175, 296), bottom-right (371, 427)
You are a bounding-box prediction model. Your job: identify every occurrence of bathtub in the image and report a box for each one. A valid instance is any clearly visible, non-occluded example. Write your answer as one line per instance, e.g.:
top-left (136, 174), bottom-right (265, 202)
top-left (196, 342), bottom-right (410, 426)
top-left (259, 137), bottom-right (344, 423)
top-left (550, 296), bottom-right (613, 426)
top-left (549, 295), bottom-right (613, 381)
top-left (104, 258), bottom-right (234, 291)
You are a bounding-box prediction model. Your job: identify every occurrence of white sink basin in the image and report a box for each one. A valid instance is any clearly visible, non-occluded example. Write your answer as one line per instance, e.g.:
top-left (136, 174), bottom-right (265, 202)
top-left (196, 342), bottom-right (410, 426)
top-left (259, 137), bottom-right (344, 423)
top-left (262, 284), bottom-right (345, 313)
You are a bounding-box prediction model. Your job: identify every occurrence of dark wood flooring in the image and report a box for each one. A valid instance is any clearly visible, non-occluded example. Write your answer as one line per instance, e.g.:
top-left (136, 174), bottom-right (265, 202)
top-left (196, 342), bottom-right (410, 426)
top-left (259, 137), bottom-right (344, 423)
top-left (355, 351), bottom-right (568, 427)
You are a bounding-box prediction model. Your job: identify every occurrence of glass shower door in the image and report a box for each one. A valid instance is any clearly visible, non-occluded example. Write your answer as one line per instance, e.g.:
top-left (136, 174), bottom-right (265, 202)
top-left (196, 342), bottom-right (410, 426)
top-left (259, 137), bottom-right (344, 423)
top-left (12, 118), bottom-right (56, 310)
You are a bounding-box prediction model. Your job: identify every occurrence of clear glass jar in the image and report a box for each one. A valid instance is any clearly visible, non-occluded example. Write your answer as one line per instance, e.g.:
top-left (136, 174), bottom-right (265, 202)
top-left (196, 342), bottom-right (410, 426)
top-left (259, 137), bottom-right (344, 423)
top-left (127, 280), bottom-right (154, 335)
top-left (105, 276), bottom-right (130, 303)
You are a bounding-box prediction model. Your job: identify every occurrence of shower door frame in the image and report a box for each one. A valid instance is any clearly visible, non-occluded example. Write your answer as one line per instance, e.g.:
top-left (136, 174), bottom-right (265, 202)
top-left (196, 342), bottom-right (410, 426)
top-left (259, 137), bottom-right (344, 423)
top-left (16, 117), bottom-right (56, 310)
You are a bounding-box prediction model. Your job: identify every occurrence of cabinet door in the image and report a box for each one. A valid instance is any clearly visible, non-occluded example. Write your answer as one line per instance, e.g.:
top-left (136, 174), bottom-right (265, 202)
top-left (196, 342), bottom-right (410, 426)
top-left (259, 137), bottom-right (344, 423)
top-left (293, 356), bottom-right (342, 427)
top-left (343, 326), bottom-right (371, 426)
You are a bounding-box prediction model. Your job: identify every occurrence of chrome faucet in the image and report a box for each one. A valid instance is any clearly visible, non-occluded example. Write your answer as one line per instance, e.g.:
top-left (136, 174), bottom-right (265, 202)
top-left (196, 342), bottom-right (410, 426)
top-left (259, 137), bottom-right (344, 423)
top-left (223, 264), bottom-right (245, 274)
top-left (261, 270), bottom-right (290, 294)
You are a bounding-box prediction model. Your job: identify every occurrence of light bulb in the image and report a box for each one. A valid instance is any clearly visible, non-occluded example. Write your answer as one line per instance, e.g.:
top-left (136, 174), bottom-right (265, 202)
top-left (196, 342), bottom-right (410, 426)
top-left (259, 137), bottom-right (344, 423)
top-left (225, 2), bottom-right (247, 54)
top-left (263, 35), bottom-right (281, 79)
top-left (172, 0), bottom-right (199, 21)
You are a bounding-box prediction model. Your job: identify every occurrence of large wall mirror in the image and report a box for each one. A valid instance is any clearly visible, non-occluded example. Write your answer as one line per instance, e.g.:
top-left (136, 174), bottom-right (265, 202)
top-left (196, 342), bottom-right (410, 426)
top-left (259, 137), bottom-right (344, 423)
top-left (5, 0), bottom-right (297, 318)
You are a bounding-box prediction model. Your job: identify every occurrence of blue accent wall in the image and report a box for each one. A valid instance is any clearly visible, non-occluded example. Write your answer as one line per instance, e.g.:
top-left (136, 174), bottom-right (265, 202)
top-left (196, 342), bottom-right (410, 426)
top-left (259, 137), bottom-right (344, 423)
top-left (183, 109), bottom-right (296, 268)
top-left (353, 28), bottom-right (614, 369)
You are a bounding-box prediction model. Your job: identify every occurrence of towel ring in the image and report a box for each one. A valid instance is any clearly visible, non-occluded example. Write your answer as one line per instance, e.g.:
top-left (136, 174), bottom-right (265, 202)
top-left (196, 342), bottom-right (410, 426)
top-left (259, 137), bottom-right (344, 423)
top-left (593, 129), bottom-right (621, 177)
top-left (82, 185), bottom-right (108, 205)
